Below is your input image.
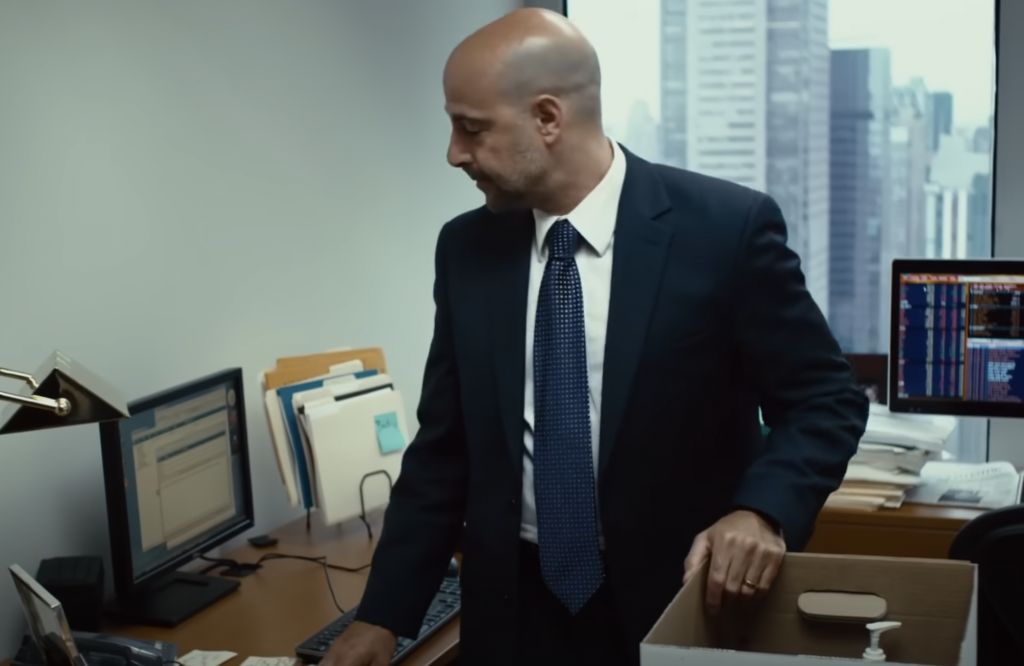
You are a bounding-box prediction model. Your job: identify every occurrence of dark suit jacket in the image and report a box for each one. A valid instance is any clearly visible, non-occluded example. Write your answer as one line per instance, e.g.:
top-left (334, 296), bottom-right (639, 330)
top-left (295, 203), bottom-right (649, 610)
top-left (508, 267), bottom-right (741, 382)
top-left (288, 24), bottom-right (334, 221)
top-left (356, 146), bottom-right (869, 664)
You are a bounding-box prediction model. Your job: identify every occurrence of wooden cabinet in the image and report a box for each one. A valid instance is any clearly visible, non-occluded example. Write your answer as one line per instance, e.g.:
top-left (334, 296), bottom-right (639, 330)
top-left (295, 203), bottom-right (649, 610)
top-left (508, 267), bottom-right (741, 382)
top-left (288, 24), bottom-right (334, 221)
top-left (806, 503), bottom-right (986, 559)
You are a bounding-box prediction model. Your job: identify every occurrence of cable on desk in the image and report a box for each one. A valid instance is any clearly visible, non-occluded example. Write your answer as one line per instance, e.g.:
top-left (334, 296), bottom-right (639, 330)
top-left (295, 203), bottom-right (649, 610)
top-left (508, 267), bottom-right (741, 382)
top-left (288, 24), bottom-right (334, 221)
top-left (198, 552), bottom-right (370, 615)
top-left (258, 552), bottom-right (371, 573)
top-left (199, 552), bottom-right (371, 574)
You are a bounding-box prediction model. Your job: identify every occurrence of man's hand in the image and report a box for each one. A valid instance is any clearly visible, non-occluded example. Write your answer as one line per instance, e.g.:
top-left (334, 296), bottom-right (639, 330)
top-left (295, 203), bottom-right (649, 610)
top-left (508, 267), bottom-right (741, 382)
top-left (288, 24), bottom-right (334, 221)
top-left (682, 510), bottom-right (786, 615)
top-left (319, 621), bottom-right (397, 666)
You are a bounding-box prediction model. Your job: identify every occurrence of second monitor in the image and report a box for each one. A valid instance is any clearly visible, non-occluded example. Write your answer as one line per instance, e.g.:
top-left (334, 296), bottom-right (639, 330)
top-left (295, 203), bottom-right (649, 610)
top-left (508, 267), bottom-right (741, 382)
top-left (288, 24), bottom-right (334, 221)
top-left (890, 258), bottom-right (1024, 417)
top-left (99, 368), bottom-right (254, 627)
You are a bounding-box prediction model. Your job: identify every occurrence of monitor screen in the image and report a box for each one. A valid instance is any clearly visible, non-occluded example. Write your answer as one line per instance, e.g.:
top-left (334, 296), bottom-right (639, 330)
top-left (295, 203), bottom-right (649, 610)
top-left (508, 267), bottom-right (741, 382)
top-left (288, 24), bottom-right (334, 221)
top-left (890, 259), bottom-right (1024, 417)
top-left (100, 369), bottom-right (253, 593)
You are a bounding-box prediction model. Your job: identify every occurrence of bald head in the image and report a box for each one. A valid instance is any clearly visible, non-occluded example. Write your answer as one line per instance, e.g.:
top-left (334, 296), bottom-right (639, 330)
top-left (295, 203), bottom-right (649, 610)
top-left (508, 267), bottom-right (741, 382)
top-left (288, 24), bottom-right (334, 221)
top-left (447, 8), bottom-right (603, 124)
top-left (443, 9), bottom-right (612, 215)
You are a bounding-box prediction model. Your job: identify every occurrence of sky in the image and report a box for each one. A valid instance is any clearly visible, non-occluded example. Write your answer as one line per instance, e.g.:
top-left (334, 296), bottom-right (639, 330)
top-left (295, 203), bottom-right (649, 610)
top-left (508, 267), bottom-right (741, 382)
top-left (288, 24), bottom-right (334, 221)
top-left (567, 0), bottom-right (997, 136)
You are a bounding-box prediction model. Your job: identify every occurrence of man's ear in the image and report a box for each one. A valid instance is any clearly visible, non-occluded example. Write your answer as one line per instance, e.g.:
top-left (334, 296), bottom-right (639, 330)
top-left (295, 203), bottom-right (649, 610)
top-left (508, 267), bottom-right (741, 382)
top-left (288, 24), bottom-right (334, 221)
top-left (532, 94), bottom-right (565, 142)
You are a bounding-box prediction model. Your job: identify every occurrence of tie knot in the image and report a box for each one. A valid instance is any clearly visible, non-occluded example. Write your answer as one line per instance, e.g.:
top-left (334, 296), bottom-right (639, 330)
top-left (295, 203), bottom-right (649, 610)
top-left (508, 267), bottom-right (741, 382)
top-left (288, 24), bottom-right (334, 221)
top-left (547, 219), bottom-right (579, 261)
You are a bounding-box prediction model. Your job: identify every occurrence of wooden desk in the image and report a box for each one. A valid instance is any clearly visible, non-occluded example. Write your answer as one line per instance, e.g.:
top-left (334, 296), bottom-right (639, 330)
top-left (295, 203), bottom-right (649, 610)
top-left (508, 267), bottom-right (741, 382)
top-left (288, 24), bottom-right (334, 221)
top-left (806, 503), bottom-right (986, 559)
top-left (3, 503), bottom-right (985, 666)
top-left (13, 513), bottom-right (458, 666)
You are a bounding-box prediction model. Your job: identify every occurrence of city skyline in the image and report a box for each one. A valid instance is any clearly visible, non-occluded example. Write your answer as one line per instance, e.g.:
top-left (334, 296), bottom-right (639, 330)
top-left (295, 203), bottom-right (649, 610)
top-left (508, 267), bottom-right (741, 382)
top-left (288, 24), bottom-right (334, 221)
top-left (568, 0), bottom-right (996, 135)
top-left (572, 0), bottom-right (995, 353)
top-left (569, 0), bottom-right (995, 460)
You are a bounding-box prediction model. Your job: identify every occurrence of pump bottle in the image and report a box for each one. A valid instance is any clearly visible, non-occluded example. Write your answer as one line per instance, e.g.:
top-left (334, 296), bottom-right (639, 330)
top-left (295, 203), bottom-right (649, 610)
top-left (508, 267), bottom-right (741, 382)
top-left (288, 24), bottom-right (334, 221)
top-left (863, 620), bottom-right (901, 661)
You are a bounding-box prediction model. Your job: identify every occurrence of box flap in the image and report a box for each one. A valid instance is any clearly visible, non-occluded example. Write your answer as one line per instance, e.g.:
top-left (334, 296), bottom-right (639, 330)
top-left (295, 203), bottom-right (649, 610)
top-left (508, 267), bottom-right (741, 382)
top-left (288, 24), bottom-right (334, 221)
top-left (643, 560), bottom-right (713, 649)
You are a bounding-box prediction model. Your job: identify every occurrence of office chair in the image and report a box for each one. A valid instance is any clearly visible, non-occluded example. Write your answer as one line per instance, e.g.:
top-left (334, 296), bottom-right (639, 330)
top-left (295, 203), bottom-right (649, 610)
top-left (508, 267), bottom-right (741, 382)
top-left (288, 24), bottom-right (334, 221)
top-left (948, 504), bottom-right (1024, 666)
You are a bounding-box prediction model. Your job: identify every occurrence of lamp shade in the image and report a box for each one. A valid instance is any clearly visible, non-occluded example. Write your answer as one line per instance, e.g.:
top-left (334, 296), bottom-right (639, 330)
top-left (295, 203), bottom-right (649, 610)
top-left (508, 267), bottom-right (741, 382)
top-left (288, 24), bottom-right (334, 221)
top-left (0, 351), bottom-right (128, 435)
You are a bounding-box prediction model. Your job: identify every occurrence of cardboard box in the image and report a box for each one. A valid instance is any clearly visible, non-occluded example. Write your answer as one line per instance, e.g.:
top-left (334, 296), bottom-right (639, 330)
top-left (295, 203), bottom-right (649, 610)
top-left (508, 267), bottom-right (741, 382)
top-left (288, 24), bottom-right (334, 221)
top-left (641, 553), bottom-right (976, 666)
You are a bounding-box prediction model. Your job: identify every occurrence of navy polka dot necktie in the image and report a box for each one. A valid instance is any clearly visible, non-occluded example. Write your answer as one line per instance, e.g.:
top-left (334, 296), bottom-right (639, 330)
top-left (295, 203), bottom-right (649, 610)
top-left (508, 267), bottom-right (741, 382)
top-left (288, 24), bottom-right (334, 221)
top-left (533, 218), bottom-right (604, 615)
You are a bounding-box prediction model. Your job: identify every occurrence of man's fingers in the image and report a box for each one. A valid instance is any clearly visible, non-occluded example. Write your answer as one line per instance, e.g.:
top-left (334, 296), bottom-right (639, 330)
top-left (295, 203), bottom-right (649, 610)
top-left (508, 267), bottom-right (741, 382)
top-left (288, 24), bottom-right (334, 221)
top-left (751, 540), bottom-right (786, 598)
top-left (683, 531), bottom-right (710, 584)
top-left (732, 536), bottom-right (785, 603)
top-left (689, 510), bottom-right (789, 614)
top-left (721, 533), bottom-right (757, 603)
top-left (704, 549), bottom-right (731, 615)
top-left (742, 558), bottom-right (768, 599)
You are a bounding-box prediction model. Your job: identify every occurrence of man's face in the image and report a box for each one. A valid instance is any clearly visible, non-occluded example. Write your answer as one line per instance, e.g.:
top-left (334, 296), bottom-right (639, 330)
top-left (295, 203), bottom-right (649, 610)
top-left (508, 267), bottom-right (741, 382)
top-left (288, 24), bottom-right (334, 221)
top-left (444, 74), bottom-right (549, 212)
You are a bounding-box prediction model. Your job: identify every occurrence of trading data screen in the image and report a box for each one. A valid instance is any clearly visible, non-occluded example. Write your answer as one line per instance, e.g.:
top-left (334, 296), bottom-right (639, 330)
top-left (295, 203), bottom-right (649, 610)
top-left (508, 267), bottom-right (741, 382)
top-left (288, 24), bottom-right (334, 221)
top-left (896, 272), bottom-right (1024, 404)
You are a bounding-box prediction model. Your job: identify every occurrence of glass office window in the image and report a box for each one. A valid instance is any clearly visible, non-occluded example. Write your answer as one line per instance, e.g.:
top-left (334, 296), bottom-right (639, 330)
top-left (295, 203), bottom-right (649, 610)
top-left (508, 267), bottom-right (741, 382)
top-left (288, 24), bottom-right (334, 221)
top-left (567, 0), bottom-right (997, 461)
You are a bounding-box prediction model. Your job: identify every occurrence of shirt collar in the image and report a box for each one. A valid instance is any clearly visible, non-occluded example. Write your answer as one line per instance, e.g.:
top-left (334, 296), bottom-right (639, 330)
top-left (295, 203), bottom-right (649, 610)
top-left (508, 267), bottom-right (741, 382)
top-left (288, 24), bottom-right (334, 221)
top-left (533, 139), bottom-right (626, 260)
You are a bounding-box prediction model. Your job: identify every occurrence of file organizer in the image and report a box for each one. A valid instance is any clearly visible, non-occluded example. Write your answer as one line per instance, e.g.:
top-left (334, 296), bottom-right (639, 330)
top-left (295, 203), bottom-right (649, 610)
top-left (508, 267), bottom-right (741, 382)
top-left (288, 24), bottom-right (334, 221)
top-left (259, 348), bottom-right (409, 535)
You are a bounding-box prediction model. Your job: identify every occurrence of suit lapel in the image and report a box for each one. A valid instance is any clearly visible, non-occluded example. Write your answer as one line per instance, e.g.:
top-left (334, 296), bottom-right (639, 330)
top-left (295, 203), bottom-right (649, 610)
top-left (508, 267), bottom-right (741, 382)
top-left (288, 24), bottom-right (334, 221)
top-left (599, 150), bottom-right (673, 479)
top-left (488, 210), bottom-right (534, 473)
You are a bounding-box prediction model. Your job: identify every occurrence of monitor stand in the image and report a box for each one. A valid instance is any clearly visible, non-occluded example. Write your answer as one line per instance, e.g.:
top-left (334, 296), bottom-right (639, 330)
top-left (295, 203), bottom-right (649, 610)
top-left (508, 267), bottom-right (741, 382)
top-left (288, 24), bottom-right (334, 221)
top-left (103, 571), bottom-right (240, 628)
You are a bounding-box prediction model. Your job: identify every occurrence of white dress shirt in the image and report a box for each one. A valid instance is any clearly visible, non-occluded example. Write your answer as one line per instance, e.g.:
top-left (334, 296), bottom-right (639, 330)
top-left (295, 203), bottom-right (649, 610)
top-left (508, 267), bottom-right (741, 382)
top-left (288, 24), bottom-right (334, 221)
top-left (520, 139), bottom-right (627, 544)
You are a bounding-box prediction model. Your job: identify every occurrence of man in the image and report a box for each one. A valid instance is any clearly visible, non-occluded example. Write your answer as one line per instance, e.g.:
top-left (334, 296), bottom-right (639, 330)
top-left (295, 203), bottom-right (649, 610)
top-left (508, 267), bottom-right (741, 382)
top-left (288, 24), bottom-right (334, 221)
top-left (325, 8), bottom-right (868, 666)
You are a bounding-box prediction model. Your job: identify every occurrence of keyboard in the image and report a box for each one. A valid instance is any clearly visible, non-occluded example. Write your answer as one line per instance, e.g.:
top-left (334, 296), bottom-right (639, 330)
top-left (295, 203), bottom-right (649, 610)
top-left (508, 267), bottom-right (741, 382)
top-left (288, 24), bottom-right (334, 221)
top-left (295, 577), bottom-right (461, 664)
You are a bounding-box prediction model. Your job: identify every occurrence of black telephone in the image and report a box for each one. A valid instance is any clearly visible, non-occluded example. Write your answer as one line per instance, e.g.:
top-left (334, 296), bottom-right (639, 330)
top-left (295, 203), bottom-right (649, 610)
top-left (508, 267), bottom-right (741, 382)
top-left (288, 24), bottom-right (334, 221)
top-left (13, 631), bottom-right (169, 666)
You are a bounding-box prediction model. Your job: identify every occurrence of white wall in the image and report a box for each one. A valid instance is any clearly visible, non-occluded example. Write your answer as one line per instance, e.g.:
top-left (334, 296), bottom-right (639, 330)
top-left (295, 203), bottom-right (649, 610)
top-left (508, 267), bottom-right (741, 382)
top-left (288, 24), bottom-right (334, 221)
top-left (988, 0), bottom-right (1024, 469)
top-left (0, 0), bottom-right (516, 657)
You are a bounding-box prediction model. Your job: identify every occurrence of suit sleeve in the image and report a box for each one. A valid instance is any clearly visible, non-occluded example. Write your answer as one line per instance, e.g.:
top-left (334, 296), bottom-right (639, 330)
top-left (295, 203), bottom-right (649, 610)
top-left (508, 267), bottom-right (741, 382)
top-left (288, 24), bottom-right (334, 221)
top-left (355, 222), bottom-right (469, 638)
top-left (728, 195), bottom-right (869, 551)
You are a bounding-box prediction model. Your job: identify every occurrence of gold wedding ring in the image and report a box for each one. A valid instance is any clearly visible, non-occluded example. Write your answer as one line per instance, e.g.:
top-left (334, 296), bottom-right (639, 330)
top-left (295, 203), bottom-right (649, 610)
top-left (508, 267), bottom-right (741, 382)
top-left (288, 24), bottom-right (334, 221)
top-left (742, 577), bottom-right (757, 588)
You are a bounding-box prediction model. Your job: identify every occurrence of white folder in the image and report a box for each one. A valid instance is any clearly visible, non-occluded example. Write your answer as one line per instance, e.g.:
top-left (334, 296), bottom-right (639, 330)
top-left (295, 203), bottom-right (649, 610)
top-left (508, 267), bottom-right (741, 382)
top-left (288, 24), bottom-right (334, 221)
top-left (260, 370), bottom-right (300, 507)
top-left (302, 387), bottom-right (410, 525)
top-left (291, 370), bottom-right (392, 415)
top-left (262, 360), bottom-right (368, 508)
top-left (293, 373), bottom-right (394, 510)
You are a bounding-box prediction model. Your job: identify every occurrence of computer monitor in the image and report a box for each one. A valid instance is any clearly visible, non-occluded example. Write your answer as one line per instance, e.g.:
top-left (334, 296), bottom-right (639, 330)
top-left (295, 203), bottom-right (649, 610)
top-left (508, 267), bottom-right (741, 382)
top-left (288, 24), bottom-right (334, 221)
top-left (890, 258), bottom-right (1024, 417)
top-left (98, 368), bottom-right (254, 627)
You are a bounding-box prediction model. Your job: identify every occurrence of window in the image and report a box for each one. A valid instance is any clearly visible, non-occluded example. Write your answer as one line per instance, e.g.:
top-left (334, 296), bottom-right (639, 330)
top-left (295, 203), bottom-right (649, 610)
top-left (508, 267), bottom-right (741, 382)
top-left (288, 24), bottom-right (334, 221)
top-left (567, 0), bottom-right (997, 461)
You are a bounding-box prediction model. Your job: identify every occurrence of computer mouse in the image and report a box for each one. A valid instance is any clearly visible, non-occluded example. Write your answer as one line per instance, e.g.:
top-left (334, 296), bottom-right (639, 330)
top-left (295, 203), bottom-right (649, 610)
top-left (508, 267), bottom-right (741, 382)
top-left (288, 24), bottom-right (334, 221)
top-left (446, 557), bottom-right (460, 578)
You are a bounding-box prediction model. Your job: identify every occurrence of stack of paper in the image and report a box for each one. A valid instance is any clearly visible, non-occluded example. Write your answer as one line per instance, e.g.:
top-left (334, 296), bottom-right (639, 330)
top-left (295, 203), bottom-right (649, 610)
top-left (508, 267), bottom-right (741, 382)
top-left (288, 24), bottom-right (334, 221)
top-left (259, 347), bottom-right (411, 525)
top-left (850, 443), bottom-right (935, 475)
top-left (905, 461), bottom-right (1024, 510)
top-left (860, 403), bottom-right (957, 453)
top-left (825, 404), bottom-right (958, 511)
top-left (826, 464), bottom-right (921, 511)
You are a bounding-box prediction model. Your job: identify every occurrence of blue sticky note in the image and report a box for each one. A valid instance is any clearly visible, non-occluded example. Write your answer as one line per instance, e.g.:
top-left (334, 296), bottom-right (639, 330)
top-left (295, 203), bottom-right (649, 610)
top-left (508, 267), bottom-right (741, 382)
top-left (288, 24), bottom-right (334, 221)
top-left (374, 411), bottom-right (406, 454)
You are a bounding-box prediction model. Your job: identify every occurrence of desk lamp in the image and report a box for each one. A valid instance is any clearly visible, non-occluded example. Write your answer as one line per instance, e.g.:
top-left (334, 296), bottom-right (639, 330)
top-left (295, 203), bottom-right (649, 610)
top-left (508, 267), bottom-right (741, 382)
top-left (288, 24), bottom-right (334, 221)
top-left (0, 351), bottom-right (128, 435)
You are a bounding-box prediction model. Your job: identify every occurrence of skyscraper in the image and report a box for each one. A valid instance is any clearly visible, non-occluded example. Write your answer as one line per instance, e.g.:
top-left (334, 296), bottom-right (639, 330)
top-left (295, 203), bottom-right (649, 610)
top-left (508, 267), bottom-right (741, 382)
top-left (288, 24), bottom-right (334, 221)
top-left (625, 100), bottom-right (660, 163)
top-left (890, 81), bottom-right (931, 256)
top-left (659, 0), bottom-right (830, 314)
top-left (660, 0), bottom-right (688, 170)
top-left (924, 131), bottom-right (991, 259)
top-left (929, 91), bottom-right (954, 152)
top-left (830, 48), bottom-right (892, 353)
top-left (683, 0), bottom-right (767, 189)
top-left (972, 116), bottom-right (994, 153)
top-left (767, 0), bottom-right (830, 317)
top-left (968, 172), bottom-right (992, 257)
